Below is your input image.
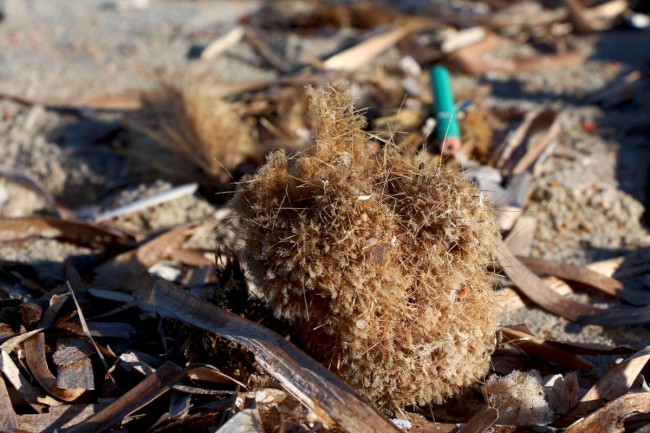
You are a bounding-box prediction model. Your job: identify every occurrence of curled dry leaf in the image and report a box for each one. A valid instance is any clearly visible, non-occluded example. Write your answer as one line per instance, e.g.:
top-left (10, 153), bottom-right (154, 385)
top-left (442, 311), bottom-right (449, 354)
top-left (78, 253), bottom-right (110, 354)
top-left (555, 346), bottom-right (650, 427)
top-left (563, 392), bottom-right (650, 433)
top-left (24, 332), bottom-right (86, 401)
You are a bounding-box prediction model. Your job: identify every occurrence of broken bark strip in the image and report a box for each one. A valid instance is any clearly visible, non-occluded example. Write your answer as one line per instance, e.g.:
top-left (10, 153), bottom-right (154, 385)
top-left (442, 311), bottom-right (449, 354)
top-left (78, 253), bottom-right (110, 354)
top-left (516, 255), bottom-right (623, 296)
top-left (128, 276), bottom-right (401, 433)
top-left (67, 361), bottom-right (185, 433)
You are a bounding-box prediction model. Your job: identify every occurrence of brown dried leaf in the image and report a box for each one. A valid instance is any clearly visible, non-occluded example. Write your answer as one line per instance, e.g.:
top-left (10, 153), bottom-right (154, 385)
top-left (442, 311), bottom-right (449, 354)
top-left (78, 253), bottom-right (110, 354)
top-left (66, 361), bottom-right (185, 433)
top-left (517, 256), bottom-right (623, 297)
top-left (449, 33), bottom-right (587, 75)
top-left (93, 224), bottom-right (195, 285)
top-left (580, 305), bottom-right (650, 326)
top-left (125, 276), bottom-right (400, 433)
top-left (458, 406), bottom-right (498, 433)
top-left (0, 216), bottom-right (133, 249)
top-left (496, 242), bottom-right (602, 321)
top-left (555, 346), bottom-right (650, 426)
top-left (24, 332), bottom-right (85, 401)
top-left (500, 325), bottom-right (593, 371)
top-left (0, 374), bottom-right (18, 433)
top-left (562, 0), bottom-right (595, 34)
top-left (0, 350), bottom-right (41, 407)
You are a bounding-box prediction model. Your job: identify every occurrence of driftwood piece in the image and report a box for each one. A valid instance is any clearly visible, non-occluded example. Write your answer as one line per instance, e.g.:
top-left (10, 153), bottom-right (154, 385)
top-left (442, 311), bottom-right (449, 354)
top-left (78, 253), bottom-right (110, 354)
top-left (126, 276), bottom-right (401, 433)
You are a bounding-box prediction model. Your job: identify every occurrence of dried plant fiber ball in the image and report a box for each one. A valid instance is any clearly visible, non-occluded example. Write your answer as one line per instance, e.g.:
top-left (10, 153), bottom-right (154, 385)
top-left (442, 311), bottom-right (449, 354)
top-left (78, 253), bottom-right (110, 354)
top-left (482, 370), bottom-right (555, 426)
top-left (232, 84), bottom-right (500, 407)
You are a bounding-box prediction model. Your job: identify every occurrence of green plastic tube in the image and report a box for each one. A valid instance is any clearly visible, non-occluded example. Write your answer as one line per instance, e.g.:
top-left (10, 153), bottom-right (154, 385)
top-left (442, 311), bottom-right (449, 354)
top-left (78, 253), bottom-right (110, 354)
top-left (430, 66), bottom-right (461, 152)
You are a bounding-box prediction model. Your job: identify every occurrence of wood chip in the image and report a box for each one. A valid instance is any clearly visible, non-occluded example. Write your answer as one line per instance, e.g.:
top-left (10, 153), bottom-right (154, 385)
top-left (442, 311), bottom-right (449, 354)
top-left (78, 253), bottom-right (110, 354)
top-left (55, 338), bottom-right (95, 391)
top-left (201, 26), bottom-right (245, 60)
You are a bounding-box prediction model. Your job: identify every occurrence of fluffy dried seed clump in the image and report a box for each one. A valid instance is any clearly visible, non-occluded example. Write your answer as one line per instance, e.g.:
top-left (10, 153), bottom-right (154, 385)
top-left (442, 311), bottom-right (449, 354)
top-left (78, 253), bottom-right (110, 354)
top-left (134, 81), bottom-right (257, 180)
top-left (232, 84), bottom-right (499, 407)
top-left (482, 370), bottom-right (555, 426)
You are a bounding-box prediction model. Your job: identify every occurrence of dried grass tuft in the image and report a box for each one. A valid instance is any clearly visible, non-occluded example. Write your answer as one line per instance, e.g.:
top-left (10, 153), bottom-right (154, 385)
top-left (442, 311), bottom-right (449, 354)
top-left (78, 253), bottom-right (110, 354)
top-left (133, 81), bottom-right (257, 180)
top-left (232, 83), bottom-right (500, 407)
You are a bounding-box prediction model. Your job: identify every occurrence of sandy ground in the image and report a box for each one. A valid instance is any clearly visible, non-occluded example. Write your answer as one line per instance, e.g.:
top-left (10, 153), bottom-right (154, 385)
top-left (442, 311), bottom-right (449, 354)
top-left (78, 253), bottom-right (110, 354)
top-left (1, 0), bottom-right (649, 350)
